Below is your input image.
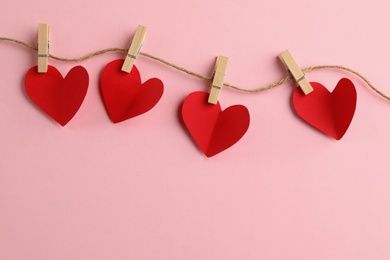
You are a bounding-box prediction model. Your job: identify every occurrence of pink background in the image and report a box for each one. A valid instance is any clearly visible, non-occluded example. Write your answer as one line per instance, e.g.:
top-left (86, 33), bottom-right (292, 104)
top-left (1, 0), bottom-right (390, 259)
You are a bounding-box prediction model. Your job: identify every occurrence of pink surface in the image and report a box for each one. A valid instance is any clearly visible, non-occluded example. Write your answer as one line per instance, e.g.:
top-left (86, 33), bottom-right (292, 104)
top-left (1, 0), bottom-right (390, 259)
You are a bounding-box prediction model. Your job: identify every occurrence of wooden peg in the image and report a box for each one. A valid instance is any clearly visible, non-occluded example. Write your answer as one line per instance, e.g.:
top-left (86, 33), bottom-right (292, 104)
top-left (121, 25), bottom-right (147, 73)
top-left (37, 24), bottom-right (50, 73)
top-left (278, 49), bottom-right (313, 95)
top-left (208, 56), bottom-right (229, 104)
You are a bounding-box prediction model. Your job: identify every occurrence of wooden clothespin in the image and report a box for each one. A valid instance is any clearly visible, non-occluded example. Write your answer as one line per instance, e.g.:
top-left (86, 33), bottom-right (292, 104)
top-left (121, 25), bottom-right (147, 73)
top-left (208, 56), bottom-right (229, 104)
top-left (37, 24), bottom-right (50, 73)
top-left (278, 49), bottom-right (313, 95)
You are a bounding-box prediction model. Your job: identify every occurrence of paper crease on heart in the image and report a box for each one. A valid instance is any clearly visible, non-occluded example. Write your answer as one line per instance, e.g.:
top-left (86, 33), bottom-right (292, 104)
top-left (24, 65), bottom-right (89, 126)
top-left (100, 59), bottom-right (164, 123)
top-left (182, 91), bottom-right (250, 157)
top-left (292, 78), bottom-right (357, 140)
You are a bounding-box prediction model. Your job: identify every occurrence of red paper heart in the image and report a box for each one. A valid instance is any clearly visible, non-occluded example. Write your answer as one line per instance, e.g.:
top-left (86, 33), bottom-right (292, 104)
top-left (100, 59), bottom-right (164, 123)
top-left (292, 78), bottom-right (357, 140)
top-left (25, 65), bottom-right (89, 126)
top-left (182, 91), bottom-right (250, 157)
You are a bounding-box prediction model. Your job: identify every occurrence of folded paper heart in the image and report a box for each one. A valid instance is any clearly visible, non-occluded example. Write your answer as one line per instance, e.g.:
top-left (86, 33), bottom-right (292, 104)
top-left (24, 65), bottom-right (89, 126)
top-left (292, 78), bottom-right (357, 140)
top-left (182, 91), bottom-right (250, 157)
top-left (100, 59), bottom-right (164, 123)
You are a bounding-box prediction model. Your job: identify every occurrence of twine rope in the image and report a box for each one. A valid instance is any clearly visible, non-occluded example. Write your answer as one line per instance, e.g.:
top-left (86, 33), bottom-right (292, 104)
top-left (1, 37), bottom-right (389, 101)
